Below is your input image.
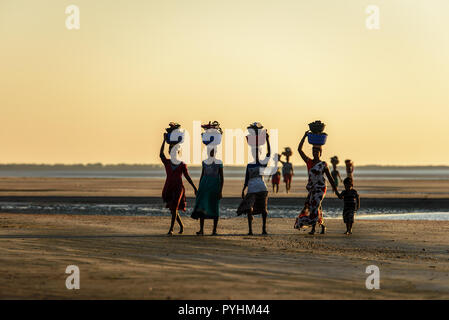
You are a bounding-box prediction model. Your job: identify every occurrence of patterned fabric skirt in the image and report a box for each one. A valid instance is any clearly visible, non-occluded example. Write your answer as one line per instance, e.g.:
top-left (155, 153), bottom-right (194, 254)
top-left (237, 191), bottom-right (268, 216)
top-left (294, 187), bottom-right (326, 228)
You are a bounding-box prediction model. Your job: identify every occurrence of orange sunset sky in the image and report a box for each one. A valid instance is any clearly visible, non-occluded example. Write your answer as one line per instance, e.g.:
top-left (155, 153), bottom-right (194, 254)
top-left (1, 0), bottom-right (448, 165)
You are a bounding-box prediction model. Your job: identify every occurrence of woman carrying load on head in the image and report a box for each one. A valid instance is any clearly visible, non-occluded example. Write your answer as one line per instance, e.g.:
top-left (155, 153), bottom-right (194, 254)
top-left (237, 122), bottom-right (271, 235)
top-left (160, 122), bottom-right (197, 235)
top-left (191, 121), bottom-right (224, 236)
top-left (330, 156), bottom-right (343, 188)
top-left (295, 130), bottom-right (340, 235)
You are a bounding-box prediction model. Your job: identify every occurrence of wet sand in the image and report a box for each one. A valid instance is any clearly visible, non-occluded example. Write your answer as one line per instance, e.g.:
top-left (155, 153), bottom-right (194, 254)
top-left (0, 214), bottom-right (448, 299)
top-left (0, 177), bottom-right (448, 299)
top-left (1, 177), bottom-right (449, 198)
top-left (2, 177), bottom-right (449, 215)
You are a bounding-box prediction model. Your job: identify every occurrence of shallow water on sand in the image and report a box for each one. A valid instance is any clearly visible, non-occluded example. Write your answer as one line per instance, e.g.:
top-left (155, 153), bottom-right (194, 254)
top-left (1, 202), bottom-right (448, 220)
top-left (357, 212), bottom-right (449, 221)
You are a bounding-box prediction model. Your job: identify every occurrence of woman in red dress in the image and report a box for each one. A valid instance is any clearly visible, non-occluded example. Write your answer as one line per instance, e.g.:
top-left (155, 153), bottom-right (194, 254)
top-left (160, 134), bottom-right (197, 235)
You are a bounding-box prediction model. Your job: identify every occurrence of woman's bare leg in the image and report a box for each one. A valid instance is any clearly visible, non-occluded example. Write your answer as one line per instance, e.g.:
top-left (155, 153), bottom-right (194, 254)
top-left (168, 209), bottom-right (177, 235)
top-left (247, 214), bottom-right (253, 235)
top-left (320, 222), bottom-right (326, 234)
top-left (262, 212), bottom-right (268, 235)
top-left (196, 218), bottom-right (204, 235)
top-left (309, 223), bottom-right (316, 235)
top-left (176, 212), bottom-right (184, 234)
top-left (212, 218), bottom-right (218, 235)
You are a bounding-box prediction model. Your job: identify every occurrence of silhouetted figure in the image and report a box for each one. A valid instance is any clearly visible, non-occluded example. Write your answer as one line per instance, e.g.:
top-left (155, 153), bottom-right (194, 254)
top-left (295, 130), bottom-right (339, 235)
top-left (338, 177), bottom-right (360, 235)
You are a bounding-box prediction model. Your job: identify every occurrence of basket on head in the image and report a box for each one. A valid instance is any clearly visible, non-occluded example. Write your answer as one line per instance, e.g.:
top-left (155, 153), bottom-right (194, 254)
top-left (307, 132), bottom-right (327, 145)
top-left (308, 120), bottom-right (326, 134)
top-left (246, 122), bottom-right (266, 146)
top-left (201, 121), bottom-right (223, 145)
top-left (307, 120), bottom-right (327, 145)
top-left (165, 122), bottom-right (184, 144)
top-left (330, 156), bottom-right (340, 165)
top-left (282, 147), bottom-right (293, 157)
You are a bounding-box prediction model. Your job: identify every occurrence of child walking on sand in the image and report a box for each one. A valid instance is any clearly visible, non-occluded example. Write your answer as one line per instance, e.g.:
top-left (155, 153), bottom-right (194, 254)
top-left (237, 122), bottom-right (271, 235)
top-left (191, 121), bottom-right (224, 236)
top-left (160, 124), bottom-right (197, 235)
top-left (339, 177), bottom-right (360, 235)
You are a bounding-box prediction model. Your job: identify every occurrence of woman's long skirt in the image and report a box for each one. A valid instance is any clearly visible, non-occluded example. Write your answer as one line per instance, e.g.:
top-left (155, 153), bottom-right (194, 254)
top-left (191, 176), bottom-right (221, 219)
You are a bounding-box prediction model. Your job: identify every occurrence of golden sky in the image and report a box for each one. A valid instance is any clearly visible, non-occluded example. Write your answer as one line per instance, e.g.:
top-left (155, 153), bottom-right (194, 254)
top-left (1, 0), bottom-right (448, 165)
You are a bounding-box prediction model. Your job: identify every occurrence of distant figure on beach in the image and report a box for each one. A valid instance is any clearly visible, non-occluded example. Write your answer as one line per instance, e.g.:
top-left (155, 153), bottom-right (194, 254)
top-left (295, 131), bottom-right (339, 235)
top-left (271, 168), bottom-right (281, 193)
top-left (330, 156), bottom-right (342, 188)
top-left (338, 177), bottom-right (360, 235)
top-left (160, 131), bottom-right (197, 235)
top-left (345, 159), bottom-right (354, 180)
top-left (279, 148), bottom-right (294, 193)
top-left (191, 121), bottom-right (224, 236)
top-left (237, 122), bottom-right (271, 235)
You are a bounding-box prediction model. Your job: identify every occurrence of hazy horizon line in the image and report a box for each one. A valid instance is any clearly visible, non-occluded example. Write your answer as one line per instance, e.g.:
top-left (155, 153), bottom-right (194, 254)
top-left (0, 163), bottom-right (448, 169)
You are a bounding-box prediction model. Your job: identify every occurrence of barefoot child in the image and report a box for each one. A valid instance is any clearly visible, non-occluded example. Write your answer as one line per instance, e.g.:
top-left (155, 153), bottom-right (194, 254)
top-left (338, 177), bottom-right (360, 235)
top-left (160, 124), bottom-right (197, 235)
top-left (191, 121), bottom-right (224, 235)
top-left (237, 122), bottom-right (271, 235)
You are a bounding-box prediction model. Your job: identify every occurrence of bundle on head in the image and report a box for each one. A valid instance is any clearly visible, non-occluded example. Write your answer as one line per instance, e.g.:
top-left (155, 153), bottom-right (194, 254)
top-left (165, 122), bottom-right (181, 134)
top-left (247, 122), bottom-right (264, 131)
top-left (331, 156), bottom-right (339, 165)
top-left (308, 120), bottom-right (326, 134)
top-left (165, 122), bottom-right (183, 145)
top-left (201, 121), bottom-right (223, 146)
top-left (246, 122), bottom-right (266, 146)
top-left (282, 147), bottom-right (292, 157)
top-left (201, 121), bottom-right (223, 134)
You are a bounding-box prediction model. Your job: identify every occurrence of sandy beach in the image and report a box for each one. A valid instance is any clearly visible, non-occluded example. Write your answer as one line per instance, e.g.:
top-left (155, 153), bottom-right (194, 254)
top-left (0, 213), bottom-right (448, 299)
top-left (0, 177), bottom-right (448, 299)
top-left (1, 177), bottom-right (449, 198)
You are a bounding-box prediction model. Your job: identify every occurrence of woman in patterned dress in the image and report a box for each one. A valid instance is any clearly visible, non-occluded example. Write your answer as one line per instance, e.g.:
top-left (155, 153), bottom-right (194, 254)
top-left (160, 134), bottom-right (197, 235)
top-left (295, 131), bottom-right (340, 234)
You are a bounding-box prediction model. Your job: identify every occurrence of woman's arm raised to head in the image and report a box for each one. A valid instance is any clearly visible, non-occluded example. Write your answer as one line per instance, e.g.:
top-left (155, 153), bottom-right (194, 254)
top-left (298, 131), bottom-right (310, 163)
top-left (160, 135), bottom-right (167, 161)
top-left (265, 132), bottom-right (271, 158)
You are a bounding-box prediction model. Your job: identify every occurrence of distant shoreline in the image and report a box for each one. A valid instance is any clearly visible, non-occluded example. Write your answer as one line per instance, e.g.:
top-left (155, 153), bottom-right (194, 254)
top-left (1, 164), bottom-right (449, 170)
